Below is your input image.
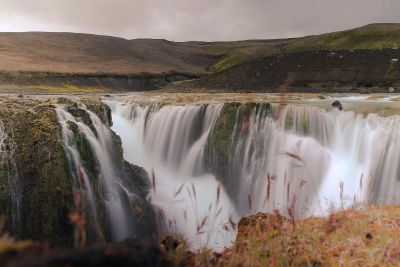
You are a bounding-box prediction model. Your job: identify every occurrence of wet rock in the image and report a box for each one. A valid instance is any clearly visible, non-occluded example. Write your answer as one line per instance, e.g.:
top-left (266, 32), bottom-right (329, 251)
top-left (0, 100), bottom-right (74, 246)
top-left (332, 100), bottom-right (343, 111)
top-left (161, 236), bottom-right (180, 252)
top-left (389, 87), bottom-right (395, 93)
top-left (0, 97), bottom-right (158, 247)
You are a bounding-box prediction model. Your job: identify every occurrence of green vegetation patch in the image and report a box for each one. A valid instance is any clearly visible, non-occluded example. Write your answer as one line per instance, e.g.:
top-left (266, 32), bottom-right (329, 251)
top-left (204, 102), bottom-right (271, 186)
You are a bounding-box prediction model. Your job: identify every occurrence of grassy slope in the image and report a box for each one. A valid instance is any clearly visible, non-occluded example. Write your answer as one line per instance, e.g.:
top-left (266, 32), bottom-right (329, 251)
top-left (0, 33), bottom-right (217, 75)
top-left (208, 23), bottom-right (400, 72)
top-left (166, 206), bottom-right (400, 266)
top-left (221, 206), bottom-right (400, 266)
top-left (0, 23), bottom-right (399, 93)
top-left (0, 23), bottom-right (399, 76)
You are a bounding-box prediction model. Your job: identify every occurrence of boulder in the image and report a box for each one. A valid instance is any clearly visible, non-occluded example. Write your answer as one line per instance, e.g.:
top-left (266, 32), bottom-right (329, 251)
top-left (332, 100), bottom-right (343, 111)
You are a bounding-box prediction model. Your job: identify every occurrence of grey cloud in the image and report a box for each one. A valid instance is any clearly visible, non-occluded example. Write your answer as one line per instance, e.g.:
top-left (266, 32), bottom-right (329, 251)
top-left (0, 0), bottom-right (399, 41)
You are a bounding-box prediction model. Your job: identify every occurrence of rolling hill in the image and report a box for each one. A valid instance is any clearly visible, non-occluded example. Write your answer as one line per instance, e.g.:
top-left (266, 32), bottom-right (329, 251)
top-left (0, 23), bottom-right (399, 92)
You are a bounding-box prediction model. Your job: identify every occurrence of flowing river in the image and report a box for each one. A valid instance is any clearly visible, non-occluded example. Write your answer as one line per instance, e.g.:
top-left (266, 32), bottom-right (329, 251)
top-left (100, 93), bottom-right (400, 251)
top-left (2, 93), bottom-right (400, 252)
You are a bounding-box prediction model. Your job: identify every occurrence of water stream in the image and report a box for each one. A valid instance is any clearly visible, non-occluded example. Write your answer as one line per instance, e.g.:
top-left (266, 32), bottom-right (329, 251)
top-left (0, 120), bottom-right (21, 236)
top-left (105, 99), bottom-right (400, 250)
top-left (56, 105), bottom-right (139, 242)
top-left (106, 101), bottom-right (236, 251)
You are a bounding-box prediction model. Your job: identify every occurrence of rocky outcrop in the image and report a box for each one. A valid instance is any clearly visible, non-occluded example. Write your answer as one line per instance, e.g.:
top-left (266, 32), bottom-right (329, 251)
top-left (0, 96), bottom-right (157, 247)
top-left (204, 102), bottom-right (271, 203)
top-left (0, 97), bottom-right (74, 246)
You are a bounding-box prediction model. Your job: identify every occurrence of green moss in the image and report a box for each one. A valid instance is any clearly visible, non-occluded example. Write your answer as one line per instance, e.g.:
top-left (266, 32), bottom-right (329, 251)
top-left (0, 101), bottom-right (74, 246)
top-left (66, 107), bottom-right (97, 135)
top-left (67, 121), bottom-right (99, 181)
top-left (0, 97), bottom-right (156, 246)
top-left (205, 102), bottom-right (240, 167)
top-left (204, 102), bottom-right (271, 188)
top-left (81, 98), bottom-right (113, 127)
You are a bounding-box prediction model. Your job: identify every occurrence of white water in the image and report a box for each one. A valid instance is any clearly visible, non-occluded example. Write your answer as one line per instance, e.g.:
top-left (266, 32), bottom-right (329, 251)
top-left (0, 120), bottom-right (21, 235)
top-left (106, 101), bottom-right (237, 251)
top-left (56, 107), bottom-right (103, 240)
top-left (104, 99), bottom-right (400, 251)
top-left (231, 105), bottom-right (400, 217)
top-left (56, 105), bottom-right (137, 242)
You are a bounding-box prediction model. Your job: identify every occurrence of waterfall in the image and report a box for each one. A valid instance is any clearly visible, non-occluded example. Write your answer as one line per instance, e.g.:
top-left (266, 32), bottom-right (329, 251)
top-left (106, 101), bottom-right (237, 251)
top-left (228, 104), bottom-right (400, 217)
top-left (55, 107), bottom-right (103, 241)
top-left (56, 105), bottom-right (139, 242)
top-left (106, 99), bottom-right (400, 250)
top-left (0, 120), bottom-right (21, 236)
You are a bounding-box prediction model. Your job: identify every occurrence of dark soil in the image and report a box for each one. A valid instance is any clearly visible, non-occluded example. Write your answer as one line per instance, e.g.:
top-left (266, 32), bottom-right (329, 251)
top-left (188, 49), bottom-right (400, 93)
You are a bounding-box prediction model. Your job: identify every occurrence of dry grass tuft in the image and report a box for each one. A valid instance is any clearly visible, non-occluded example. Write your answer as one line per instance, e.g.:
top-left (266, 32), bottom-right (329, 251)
top-left (217, 205), bottom-right (400, 266)
top-left (168, 205), bottom-right (400, 266)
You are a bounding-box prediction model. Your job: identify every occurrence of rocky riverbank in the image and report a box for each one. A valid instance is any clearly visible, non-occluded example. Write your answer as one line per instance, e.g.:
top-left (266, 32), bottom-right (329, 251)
top-left (0, 96), bottom-right (157, 246)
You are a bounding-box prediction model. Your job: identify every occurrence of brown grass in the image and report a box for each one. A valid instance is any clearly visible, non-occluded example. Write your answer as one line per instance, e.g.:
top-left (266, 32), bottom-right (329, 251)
top-left (168, 205), bottom-right (400, 266)
top-left (4, 205), bottom-right (400, 266)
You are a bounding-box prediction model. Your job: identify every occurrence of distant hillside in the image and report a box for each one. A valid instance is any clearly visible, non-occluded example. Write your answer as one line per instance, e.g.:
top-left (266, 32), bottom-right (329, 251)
top-left (189, 49), bottom-right (400, 93)
top-left (206, 23), bottom-right (400, 72)
top-left (0, 32), bottom-right (218, 75)
top-left (0, 23), bottom-right (399, 93)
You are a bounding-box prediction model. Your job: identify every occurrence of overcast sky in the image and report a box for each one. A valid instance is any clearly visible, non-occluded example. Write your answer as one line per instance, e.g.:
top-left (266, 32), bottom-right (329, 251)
top-left (0, 0), bottom-right (399, 41)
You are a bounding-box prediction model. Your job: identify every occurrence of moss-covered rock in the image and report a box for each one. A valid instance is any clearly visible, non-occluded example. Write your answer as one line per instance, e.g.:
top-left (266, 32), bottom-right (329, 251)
top-left (204, 102), bottom-right (241, 186)
top-left (0, 96), bottom-right (157, 247)
top-left (81, 98), bottom-right (113, 127)
top-left (204, 102), bottom-right (271, 197)
top-left (0, 98), bottom-right (74, 246)
top-left (61, 98), bottom-right (157, 243)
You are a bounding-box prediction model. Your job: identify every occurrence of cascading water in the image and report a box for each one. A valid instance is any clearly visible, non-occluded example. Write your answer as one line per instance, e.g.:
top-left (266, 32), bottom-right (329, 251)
top-left (105, 99), bottom-right (400, 251)
top-left (56, 105), bottom-right (142, 242)
top-left (0, 120), bottom-right (21, 236)
top-left (106, 101), bottom-right (237, 251)
top-left (56, 107), bottom-right (103, 241)
top-left (224, 104), bottom-right (378, 217)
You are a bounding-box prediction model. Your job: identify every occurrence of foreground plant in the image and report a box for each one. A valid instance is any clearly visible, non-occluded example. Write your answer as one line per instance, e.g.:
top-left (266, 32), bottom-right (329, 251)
top-left (166, 205), bottom-right (400, 266)
top-left (218, 206), bottom-right (400, 266)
